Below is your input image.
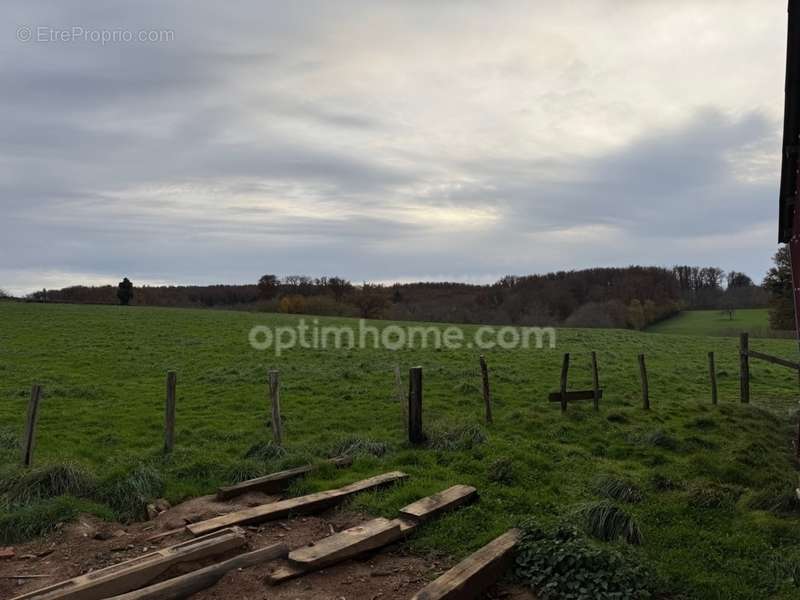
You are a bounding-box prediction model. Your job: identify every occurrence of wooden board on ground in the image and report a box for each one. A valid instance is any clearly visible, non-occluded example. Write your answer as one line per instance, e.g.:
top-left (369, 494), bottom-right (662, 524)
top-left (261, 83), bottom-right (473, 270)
top-left (216, 456), bottom-right (352, 500)
top-left (188, 471), bottom-right (408, 537)
top-left (106, 542), bottom-right (288, 600)
top-left (267, 484), bottom-right (479, 586)
top-left (290, 517), bottom-right (402, 568)
top-left (410, 529), bottom-right (520, 600)
top-left (11, 527), bottom-right (246, 600)
top-left (399, 485), bottom-right (477, 523)
top-left (548, 390), bottom-right (603, 402)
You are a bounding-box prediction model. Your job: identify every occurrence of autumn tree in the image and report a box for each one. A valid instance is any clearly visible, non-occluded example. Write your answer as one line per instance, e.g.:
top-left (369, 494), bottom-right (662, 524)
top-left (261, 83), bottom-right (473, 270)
top-left (117, 277), bottom-right (134, 306)
top-left (257, 274), bottom-right (280, 300)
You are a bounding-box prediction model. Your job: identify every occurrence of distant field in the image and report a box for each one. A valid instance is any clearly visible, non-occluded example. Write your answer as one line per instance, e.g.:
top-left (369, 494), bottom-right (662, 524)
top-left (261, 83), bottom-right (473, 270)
top-left (647, 308), bottom-right (784, 338)
top-left (1, 302), bottom-right (800, 599)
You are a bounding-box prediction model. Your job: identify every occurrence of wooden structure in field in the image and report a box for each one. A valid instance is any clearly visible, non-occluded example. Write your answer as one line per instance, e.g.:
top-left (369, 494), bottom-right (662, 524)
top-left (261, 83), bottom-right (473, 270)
top-left (548, 352), bottom-right (603, 411)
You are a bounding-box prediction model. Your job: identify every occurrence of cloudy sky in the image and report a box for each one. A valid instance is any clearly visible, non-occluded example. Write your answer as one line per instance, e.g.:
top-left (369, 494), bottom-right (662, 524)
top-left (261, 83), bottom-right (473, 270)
top-left (0, 1), bottom-right (789, 295)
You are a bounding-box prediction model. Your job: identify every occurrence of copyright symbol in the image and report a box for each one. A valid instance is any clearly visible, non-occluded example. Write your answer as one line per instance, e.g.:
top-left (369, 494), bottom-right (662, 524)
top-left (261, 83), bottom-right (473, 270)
top-left (17, 26), bottom-right (32, 42)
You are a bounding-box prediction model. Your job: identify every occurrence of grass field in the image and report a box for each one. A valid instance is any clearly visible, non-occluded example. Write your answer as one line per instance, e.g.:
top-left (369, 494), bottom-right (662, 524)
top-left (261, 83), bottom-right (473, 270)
top-left (2, 301), bottom-right (800, 598)
top-left (647, 308), bottom-right (782, 338)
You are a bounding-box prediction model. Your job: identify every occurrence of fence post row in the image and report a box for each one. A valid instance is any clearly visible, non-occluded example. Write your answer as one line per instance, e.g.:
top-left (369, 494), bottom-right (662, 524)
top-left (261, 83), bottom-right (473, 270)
top-left (269, 369), bottom-right (283, 446)
top-left (164, 371), bottom-right (177, 454)
top-left (21, 384), bottom-right (43, 467)
top-left (408, 366), bottom-right (424, 444)
top-left (638, 354), bottom-right (650, 410)
top-left (479, 355), bottom-right (492, 424)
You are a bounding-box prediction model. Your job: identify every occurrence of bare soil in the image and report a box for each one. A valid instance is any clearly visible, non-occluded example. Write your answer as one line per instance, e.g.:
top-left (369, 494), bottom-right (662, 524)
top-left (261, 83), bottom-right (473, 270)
top-left (0, 494), bottom-right (533, 600)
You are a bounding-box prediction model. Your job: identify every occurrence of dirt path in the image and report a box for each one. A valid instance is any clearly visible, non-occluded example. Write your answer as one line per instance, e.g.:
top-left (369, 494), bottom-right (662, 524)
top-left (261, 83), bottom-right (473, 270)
top-left (0, 494), bottom-right (533, 600)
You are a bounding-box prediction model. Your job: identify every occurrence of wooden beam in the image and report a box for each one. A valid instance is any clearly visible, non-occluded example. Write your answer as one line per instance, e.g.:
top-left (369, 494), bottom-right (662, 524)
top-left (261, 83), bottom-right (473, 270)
top-left (548, 390), bottom-right (604, 402)
top-left (410, 529), bottom-right (520, 600)
top-left (216, 456), bottom-right (352, 500)
top-left (11, 527), bottom-right (246, 600)
top-left (748, 349), bottom-right (800, 371)
top-left (399, 485), bottom-right (477, 523)
top-left (188, 471), bottom-right (408, 537)
top-left (106, 542), bottom-right (288, 600)
top-left (21, 384), bottom-right (42, 467)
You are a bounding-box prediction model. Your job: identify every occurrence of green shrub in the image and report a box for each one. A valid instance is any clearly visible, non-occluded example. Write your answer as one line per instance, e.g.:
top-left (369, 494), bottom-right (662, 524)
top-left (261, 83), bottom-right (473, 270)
top-left (427, 424), bottom-right (486, 451)
top-left (515, 521), bottom-right (652, 599)
top-left (328, 436), bottom-right (388, 458)
top-left (6, 463), bottom-right (96, 506)
top-left (594, 476), bottom-right (644, 503)
top-left (98, 463), bottom-right (164, 521)
top-left (641, 429), bottom-right (678, 451)
top-left (487, 458), bottom-right (516, 485)
top-left (244, 440), bottom-right (287, 461)
top-left (579, 501), bottom-right (643, 545)
top-left (686, 480), bottom-right (742, 510)
top-left (0, 496), bottom-right (112, 544)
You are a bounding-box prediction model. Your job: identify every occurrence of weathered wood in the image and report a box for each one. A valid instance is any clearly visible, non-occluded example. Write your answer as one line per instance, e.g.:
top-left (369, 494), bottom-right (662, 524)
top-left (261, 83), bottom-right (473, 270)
top-left (748, 349), bottom-right (800, 371)
top-left (410, 529), bottom-right (520, 600)
top-left (164, 371), bottom-right (176, 453)
top-left (399, 485), bottom-right (477, 523)
top-left (479, 356), bottom-right (492, 423)
top-left (188, 471), bottom-right (408, 537)
top-left (559, 353), bottom-right (570, 412)
top-left (708, 351), bottom-right (718, 405)
top-left (637, 354), bottom-right (649, 410)
top-left (268, 369), bottom-right (282, 445)
top-left (408, 366), bottom-right (424, 444)
top-left (740, 333), bottom-right (750, 404)
top-left (107, 542), bottom-right (288, 600)
top-left (21, 384), bottom-right (42, 467)
top-left (591, 351), bottom-right (600, 411)
top-left (11, 528), bottom-right (246, 600)
top-left (289, 517), bottom-right (401, 568)
top-left (216, 456), bottom-right (352, 500)
top-left (548, 390), bottom-right (604, 403)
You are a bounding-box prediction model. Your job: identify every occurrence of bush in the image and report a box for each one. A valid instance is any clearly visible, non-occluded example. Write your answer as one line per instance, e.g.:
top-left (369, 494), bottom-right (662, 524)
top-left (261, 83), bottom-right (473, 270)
top-left (0, 496), bottom-right (111, 544)
top-left (328, 436), bottom-right (388, 458)
top-left (427, 424), bottom-right (486, 451)
top-left (595, 476), bottom-right (644, 503)
top-left (515, 521), bottom-right (652, 599)
top-left (5, 463), bottom-right (96, 506)
top-left (686, 480), bottom-right (742, 510)
top-left (244, 440), bottom-right (287, 462)
top-left (487, 458), bottom-right (516, 485)
top-left (579, 501), bottom-right (643, 545)
top-left (98, 463), bottom-right (164, 521)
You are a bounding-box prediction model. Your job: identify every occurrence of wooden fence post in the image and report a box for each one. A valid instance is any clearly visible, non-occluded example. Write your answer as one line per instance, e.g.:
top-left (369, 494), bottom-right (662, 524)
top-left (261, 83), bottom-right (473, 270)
top-left (708, 351), bottom-right (718, 406)
top-left (408, 366), bottom-right (424, 444)
top-left (638, 354), bottom-right (650, 410)
top-left (559, 353), bottom-right (570, 413)
top-left (479, 355), bottom-right (492, 423)
top-left (21, 384), bottom-right (42, 467)
top-left (164, 371), bottom-right (177, 453)
top-left (739, 333), bottom-right (750, 404)
top-left (591, 351), bottom-right (600, 411)
top-left (269, 370), bottom-right (283, 446)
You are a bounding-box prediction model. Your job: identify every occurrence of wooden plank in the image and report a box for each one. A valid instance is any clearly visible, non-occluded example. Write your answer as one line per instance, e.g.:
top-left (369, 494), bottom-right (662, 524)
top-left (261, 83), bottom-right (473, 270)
top-left (408, 367), bottom-right (424, 444)
top-left (548, 390), bottom-right (604, 402)
top-left (740, 333), bottom-right (750, 404)
top-left (268, 369), bottom-right (282, 445)
top-left (399, 485), bottom-right (477, 523)
top-left (21, 384), bottom-right (42, 467)
top-left (410, 529), bottom-right (520, 600)
top-left (638, 354), bottom-right (649, 410)
top-left (479, 356), bottom-right (492, 423)
top-left (216, 456), bottom-right (352, 500)
top-left (748, 349), bottom-right (800, 371)
top-left (107, 542), bottom-right (288, 600)
top-left (591, 351), bottom-right (600, 411)
top-left (164, 371), bottom-right (176, 453)
top-left (188, 471), bottom-right (408, 537)
top-left (559, 353), bottom-right (570, 412)
top-left (289, 517), bottom-right (401, 567)
top-left (708, 351), bottom-right (718, 405)
top-left (11, 527), bottom-right (246, 600)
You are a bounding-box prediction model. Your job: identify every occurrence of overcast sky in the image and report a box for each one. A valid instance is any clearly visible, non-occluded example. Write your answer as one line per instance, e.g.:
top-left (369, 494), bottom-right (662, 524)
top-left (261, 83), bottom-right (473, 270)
top-left (0, 1), bottom-right (789, 295)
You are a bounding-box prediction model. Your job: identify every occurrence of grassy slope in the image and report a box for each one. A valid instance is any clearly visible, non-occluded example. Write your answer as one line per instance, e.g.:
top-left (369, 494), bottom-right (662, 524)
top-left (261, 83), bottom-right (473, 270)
top-left (648, 308), bottom-right (774, 337)
top-left (1, 302), bottom-right (800, 598)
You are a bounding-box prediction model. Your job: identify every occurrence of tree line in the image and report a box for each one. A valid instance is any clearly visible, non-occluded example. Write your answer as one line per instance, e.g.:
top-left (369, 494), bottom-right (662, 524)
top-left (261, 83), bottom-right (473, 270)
top-left (15, 262), bottom-right (771, 331)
